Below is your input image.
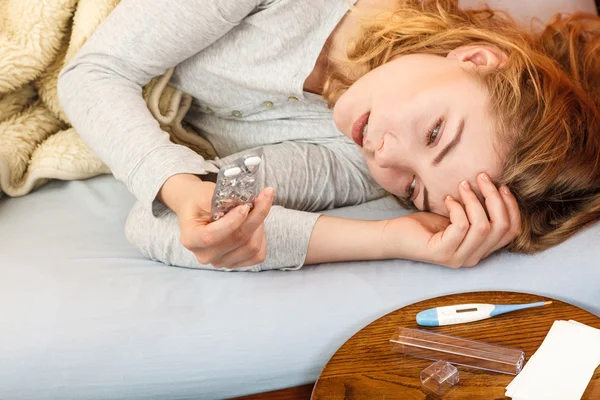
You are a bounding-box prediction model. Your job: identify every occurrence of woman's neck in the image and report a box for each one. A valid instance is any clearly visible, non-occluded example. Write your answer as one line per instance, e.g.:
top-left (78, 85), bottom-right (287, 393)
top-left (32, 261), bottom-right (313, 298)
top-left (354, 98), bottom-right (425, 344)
top-left (303, 0), bottom-right (399, 95)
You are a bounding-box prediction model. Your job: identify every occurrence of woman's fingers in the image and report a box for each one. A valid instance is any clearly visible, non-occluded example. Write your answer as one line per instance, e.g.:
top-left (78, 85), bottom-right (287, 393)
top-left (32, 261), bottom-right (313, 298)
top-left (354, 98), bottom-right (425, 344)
top-left (210, 187), bottom-right (274, 261)
top-left (435, 195), bottom-right (469, 267)
top-left (188, 188), bottom-right (274, 266)
top-left (435, 176), bottom-right (521, 269)
top-left (195, 205), bottom-right (250, 248)
top-left (226, 233), bottom-right (269, 270)
top-left (182, 204), bottom-right (250, 252)
top-left (232, 188), bottom-right (274, 242)
top-left (501, 186), bottom-right (522, 241)
top-left (462, 173), bottom-right (511, 265)
top-left (483, 185), bottom-right (521, 258)
top-left (452, 180), bottom-right (491, 265)
top-left (212, 225), bottom-right (267, 269)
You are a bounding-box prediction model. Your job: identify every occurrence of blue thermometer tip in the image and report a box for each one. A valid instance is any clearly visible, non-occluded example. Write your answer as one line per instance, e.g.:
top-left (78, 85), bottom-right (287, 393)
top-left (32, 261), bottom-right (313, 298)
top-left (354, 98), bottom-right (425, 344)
top-left (490, 301), bottom-right (552, 317)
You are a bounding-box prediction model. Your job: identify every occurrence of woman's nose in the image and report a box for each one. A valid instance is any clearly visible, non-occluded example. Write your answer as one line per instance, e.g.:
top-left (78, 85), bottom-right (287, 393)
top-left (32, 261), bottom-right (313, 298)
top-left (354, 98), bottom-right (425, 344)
top-left (374, 132), bottom-right (402, 168)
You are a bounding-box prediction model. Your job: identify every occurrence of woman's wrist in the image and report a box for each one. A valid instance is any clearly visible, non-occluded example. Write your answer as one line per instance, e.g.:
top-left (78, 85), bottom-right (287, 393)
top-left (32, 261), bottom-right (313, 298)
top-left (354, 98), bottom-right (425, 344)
top-left (157, 173), bottom-right (210, 215)
top-left (378, 217), bottom-right (414, 261)
top-left (305, 215), bottom-right (391, 264)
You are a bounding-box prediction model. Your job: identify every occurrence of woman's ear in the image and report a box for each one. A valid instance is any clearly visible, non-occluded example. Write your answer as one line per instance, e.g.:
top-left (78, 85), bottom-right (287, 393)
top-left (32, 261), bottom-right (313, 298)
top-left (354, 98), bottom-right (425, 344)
top-left (447, 45), bottom-right (509, 72)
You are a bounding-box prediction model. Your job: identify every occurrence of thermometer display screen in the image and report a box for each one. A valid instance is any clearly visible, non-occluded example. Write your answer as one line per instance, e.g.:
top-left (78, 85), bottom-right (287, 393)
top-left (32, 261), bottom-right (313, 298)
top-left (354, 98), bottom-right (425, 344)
top-left (456, 308), bottom-right (478, 313)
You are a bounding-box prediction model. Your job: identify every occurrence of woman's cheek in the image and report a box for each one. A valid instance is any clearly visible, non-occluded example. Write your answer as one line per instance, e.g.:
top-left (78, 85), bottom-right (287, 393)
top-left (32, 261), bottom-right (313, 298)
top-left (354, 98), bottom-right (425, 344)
top-left (332, 94), bottom-right (353, 134)
top-left (367, 163), bottom-right (401, 196)
top-left (333, 80), bottom-right (372, 131)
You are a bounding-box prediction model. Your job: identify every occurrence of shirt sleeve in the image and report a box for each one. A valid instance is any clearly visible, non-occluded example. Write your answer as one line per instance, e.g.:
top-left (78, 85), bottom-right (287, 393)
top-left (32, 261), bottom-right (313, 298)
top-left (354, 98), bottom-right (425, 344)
top-left (215, 139), bottom-right (387, 270)
top-left (57, 0), bottom-right (262, 215)
top-left (125, 139), bottom-right (387, 271)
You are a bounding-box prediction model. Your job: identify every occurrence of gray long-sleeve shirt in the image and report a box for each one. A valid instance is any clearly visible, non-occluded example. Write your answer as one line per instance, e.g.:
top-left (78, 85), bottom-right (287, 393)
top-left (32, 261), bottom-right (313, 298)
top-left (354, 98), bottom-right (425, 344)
top-left (58, 0), bottom-right (386, 270)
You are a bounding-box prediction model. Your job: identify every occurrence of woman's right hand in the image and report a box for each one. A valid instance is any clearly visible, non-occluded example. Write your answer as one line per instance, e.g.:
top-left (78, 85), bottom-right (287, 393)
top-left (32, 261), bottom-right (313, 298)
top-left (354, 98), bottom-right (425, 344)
top-left (381, 173), bottom-right (521, 268)
top-left (158, 174), bottom-right (275, 269)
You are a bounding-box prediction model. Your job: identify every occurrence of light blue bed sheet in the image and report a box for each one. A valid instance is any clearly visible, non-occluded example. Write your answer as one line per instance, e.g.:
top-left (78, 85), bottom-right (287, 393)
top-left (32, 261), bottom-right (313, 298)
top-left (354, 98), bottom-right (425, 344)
top-left (0, 176), bottom-right (598, 400)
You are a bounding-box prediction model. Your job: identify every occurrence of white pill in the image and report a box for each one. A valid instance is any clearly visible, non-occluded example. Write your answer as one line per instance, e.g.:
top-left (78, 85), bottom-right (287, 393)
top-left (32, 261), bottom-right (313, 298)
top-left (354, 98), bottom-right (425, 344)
top-left (244, 156), bottom-right (262, 167)
top-left (224, 167), bottom-right (241, 177)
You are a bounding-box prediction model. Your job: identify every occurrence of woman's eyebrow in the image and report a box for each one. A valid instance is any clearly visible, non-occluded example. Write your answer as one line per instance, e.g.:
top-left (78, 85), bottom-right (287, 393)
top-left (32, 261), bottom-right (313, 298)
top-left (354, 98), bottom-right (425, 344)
top-left (432, 118), bottom-right (465, 166)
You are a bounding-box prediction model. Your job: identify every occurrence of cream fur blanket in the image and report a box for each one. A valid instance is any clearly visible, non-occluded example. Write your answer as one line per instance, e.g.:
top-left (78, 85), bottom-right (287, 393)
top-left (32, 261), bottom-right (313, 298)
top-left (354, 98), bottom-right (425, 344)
top-left (0, 0), bottom-right (216, 197)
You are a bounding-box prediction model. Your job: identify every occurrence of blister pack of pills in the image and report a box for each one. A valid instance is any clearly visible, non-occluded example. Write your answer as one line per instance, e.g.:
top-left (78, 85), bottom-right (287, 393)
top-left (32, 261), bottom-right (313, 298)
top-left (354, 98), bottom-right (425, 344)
top-left (210, 154), bottom-right (263, 222)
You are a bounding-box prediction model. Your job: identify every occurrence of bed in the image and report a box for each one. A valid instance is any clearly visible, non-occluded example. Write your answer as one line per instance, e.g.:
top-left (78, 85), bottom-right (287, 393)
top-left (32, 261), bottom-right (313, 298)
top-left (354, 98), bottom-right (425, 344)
top-left (0, 175), bottom-right (598, 399)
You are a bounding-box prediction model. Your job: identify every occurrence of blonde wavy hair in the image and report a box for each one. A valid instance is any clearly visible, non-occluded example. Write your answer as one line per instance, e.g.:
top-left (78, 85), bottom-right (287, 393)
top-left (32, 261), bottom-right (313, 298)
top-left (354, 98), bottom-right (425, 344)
top-left (324, 0), bottom-right (600, 254)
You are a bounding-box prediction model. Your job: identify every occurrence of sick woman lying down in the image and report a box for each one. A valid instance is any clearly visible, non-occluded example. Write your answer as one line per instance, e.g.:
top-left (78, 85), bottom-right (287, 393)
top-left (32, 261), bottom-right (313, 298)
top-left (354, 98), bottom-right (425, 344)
top-left (58, 0), bottom-right (600, 271)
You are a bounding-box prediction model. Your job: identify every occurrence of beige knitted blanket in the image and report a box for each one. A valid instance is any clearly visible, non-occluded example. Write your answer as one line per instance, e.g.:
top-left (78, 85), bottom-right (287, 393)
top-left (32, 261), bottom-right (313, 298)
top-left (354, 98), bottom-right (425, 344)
top-left (0, 0), bottom-right (216, 197)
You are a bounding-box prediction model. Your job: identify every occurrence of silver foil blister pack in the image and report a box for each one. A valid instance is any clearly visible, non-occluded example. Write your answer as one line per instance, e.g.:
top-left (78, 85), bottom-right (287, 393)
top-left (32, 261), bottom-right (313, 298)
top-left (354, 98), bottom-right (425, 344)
top-left (210, 154), bottom-right (262, 222)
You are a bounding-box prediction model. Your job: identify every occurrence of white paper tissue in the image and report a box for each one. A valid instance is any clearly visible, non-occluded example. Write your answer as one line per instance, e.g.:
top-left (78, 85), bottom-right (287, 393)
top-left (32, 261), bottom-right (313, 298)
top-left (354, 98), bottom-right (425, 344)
top-left (506, 320), bottom-right (600, 400)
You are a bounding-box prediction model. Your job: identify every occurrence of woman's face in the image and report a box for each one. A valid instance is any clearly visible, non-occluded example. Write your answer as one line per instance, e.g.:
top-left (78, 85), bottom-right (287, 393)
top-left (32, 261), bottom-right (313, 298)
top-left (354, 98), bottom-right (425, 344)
top-left (333, 51), bottom-right (504, 216)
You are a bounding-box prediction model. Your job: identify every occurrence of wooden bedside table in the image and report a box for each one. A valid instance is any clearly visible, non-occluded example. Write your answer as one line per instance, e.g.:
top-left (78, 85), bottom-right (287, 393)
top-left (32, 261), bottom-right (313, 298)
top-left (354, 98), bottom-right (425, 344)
top-left (312, 291), bottom-right (600, 399)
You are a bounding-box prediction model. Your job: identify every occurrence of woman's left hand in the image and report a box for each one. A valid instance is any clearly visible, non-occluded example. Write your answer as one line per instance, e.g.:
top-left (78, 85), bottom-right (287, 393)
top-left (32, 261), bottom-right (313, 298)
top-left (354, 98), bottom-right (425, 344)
top-left (383, 173), bottom-right (521, 268)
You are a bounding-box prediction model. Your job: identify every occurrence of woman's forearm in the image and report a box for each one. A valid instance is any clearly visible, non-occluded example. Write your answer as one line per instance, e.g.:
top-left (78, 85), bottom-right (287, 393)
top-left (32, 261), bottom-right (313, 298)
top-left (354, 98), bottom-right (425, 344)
top-left (305, 215), bottom-right (391, 264)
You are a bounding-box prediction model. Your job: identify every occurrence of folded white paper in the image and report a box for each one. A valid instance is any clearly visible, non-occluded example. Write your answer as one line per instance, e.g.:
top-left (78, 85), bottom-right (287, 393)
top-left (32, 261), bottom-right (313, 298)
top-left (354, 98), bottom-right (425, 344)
top-left (506, 320), bottom-right (600, 400)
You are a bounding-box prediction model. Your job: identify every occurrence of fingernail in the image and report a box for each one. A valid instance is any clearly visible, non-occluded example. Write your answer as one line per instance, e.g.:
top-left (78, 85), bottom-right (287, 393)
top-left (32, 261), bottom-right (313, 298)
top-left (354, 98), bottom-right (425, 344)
top-left (446, 195), bottom-right (454, 202)
top-left (265, 187), bottom-right (275, 199)
top-left (502, 186), bottom-right (511, 195)
top-left (479, 173), bottom-right (490, 183)
top-left (461, 181), bottom-right (471, 190)
top-left (239, 205), bottom-right (250, 215)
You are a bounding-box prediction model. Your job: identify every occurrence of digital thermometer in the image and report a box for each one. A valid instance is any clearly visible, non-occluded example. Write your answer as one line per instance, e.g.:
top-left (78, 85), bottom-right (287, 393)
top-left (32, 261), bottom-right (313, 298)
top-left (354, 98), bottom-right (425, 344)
top-left (416, 301), bottom-right (552, 326)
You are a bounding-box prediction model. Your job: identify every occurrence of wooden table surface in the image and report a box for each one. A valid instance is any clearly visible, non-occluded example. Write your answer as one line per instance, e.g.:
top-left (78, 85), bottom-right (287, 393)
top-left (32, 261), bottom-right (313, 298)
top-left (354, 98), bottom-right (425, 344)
top-left (312, 291), bottom-right (600, 399)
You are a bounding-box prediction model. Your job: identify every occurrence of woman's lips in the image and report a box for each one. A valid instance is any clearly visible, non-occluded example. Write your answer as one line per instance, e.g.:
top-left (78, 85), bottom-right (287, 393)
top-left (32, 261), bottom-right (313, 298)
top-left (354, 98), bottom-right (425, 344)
top-left (351, 112), bottom-right (370, 147)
